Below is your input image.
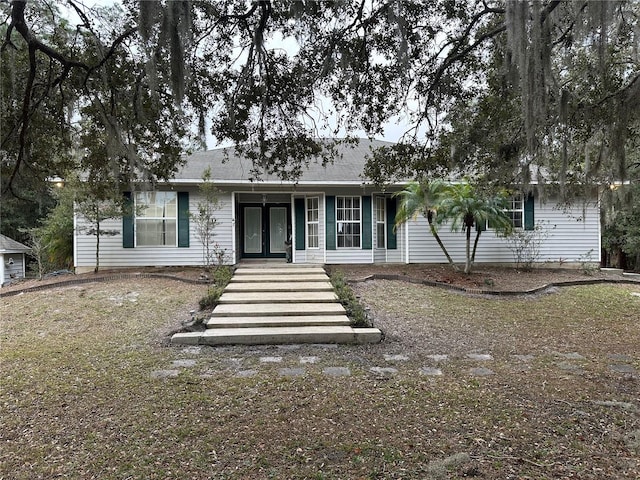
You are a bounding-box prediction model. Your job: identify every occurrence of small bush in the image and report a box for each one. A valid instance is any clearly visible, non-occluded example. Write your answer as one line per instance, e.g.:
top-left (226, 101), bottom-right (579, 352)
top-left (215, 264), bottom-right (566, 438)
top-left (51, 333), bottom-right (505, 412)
top-left (330, 271), bottom-right (371, 328)
top-left (503, 222), bottom-right (549, 271)
top-left (212, 265), bottom-right (233, 286)
top-left (199, 266), bottom-right (233, 310)
top-left (199, 286), bottom-right (223, 310)
top-left (579, 249), bottom-right (599, 276)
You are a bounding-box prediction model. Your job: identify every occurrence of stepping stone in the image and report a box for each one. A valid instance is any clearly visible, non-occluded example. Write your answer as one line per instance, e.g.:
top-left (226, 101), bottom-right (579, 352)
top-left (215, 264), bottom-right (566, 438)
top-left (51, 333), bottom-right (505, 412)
top-left (607, 353), bottom-right (633, 362)
top-left (609, 364), bottom-right (637, 374)
top-left (323, 367), bottom-right (351, 377)
top-left (235, 370), bottom-right (258, 378)
top-left (181, 346), bottom-right (202, 355)
top-left (426, 354), bottom-right (449, 362)
top-left (466, 353), bottom-right (493, 361)
top-left (384, 354), bottom-right (410, 362)
top-left (224, 357), bottom-right (244, 366)
top-left (420, 367), bottom-right (443, 376)
top-left (279, 368), bottom-right (305, 377)
top-left (556, 361), bottom-right (584, 373)
top-left (172, 359), bottom-right (196, 368)
top-left (150, 369), bottom-right (179, 379)
top-left (512, 354), bottom-right (535, 362)
top-left (370, 366), bottom-right (398, 375)
top-left (554, 352), bottom-right (586, 360)
top-left (469, 367), bottom-right (494, 376)
top-left (300, 356), bottom-right (319, 364)
top-left (260, 356), bottom-right (283, 363)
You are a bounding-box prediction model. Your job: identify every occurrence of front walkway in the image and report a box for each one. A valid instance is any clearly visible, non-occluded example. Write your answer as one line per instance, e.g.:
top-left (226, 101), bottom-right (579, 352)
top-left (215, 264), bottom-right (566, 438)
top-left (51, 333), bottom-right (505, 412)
top-left (170, 263), bottom-right (382, 346)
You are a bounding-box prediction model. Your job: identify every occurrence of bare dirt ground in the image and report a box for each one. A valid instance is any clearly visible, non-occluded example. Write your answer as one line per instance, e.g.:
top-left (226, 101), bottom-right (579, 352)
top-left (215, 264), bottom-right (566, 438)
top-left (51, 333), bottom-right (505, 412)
top-left (330, 263), bottom-right (638, 292)
top-left (3, 263), bottom-right (637, 296)
top-left (1, 269), bottom-right (639, 479)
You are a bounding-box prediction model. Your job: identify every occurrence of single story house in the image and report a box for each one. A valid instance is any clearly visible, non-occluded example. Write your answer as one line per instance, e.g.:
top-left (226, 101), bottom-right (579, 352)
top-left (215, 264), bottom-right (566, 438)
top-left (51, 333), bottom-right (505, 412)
top-left (0, 234), bottom-right (30, 286)
top-left (74, 139), bottom-right (601, 272)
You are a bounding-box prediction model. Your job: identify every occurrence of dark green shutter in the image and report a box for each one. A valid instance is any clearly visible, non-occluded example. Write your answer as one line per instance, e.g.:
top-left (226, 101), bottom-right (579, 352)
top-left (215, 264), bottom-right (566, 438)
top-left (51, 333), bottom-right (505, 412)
top-left (177, 192), bottom-right (189, 247)
top-left (122, 192), bottom-right (134, 248)
top-left (326, 196), bottom-right (336, 250)
top-left (362, 196), bottom-right (372, 250)
top-left (524, 193), bottom-right (535, 231)
top-left (386, 197), bottom-right (397, 250)
top-left (294, 198), bottom-right (305, 250)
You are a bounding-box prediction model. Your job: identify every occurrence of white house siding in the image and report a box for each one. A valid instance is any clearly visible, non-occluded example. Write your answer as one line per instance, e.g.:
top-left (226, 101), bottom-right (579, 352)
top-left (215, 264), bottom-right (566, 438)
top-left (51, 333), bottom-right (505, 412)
top-left (74, 188), bottom-right (235, 271)
top-left (406, 196), bottom-right (601, 265)
top-left (534, 199), bottom-right (601, 263)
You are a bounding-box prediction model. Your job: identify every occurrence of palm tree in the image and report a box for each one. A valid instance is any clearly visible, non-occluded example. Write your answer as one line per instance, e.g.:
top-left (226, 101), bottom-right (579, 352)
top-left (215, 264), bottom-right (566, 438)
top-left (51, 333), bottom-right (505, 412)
top-left (394, 180), bottom-right (459, 271)
top-left (441, 183), bottom-right (513, 274)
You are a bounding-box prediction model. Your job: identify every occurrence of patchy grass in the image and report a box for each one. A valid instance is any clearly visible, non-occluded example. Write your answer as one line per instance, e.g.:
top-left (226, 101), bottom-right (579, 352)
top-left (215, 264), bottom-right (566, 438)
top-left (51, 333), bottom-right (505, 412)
top-left (1, 277), bottom-right (639, 479)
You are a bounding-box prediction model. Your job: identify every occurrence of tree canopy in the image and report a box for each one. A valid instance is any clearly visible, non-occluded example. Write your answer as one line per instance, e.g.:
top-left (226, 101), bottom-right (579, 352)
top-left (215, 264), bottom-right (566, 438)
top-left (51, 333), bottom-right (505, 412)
top-left (2, 0), bottom-right (639, 198)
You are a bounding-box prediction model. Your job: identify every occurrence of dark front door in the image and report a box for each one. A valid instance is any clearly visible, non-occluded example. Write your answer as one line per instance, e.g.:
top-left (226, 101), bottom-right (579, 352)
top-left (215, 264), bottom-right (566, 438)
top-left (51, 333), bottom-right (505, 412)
top-left (241, 204), bottom-right (290, 258)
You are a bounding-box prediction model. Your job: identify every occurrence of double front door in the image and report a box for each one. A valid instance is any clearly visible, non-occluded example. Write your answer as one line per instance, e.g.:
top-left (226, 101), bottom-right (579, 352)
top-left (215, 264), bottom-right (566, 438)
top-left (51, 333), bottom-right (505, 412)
top-left (242, 204), bottom-right (290, 258)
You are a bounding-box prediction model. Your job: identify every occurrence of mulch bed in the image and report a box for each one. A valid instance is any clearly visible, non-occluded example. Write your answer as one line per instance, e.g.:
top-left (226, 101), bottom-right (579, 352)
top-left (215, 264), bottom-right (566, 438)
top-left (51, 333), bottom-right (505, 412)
top-left (3, 264), bottom-right (639, 297)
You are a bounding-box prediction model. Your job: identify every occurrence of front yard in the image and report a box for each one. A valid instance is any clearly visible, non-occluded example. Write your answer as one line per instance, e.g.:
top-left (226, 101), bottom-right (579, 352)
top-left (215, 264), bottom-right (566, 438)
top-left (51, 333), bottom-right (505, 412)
top-left (1, 273), bottom-right (638, 479)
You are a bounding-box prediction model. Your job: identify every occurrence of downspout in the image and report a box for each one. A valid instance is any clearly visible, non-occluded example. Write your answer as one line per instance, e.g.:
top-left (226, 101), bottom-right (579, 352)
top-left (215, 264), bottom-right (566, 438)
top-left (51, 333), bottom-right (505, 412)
top-left (73, 203), bottom-right (78, 272)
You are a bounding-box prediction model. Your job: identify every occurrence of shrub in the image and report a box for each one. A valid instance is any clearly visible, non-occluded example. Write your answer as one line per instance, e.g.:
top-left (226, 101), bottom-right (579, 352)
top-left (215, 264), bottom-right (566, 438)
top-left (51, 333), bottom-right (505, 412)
top-left (503, 222), bottom-right (549, 271)
top-left (579, 249), bottom-right (599, 276)
top-left (330, 271), bottom-right (371, 328)
top-left (199, 266), bottom-right (233, 310)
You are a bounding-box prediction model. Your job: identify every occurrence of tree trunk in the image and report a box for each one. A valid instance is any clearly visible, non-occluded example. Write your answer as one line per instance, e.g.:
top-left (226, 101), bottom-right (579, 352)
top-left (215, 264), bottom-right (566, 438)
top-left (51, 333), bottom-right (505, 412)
top-left (95, 218), bottom-right (100, 273)
top-left (429, 219), bottom-right (459, 271)
top-left (464, 226), bottom-right (472, 274)
top-left (471, 230), bottom-right (482, 266)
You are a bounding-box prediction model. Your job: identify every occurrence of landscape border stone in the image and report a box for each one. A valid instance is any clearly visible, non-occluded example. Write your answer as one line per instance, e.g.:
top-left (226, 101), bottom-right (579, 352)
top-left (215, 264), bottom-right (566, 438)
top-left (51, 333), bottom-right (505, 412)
top-left (349, 273), bottom-right (640, 296)
top-left (0, 272), bottom-right (213, 298)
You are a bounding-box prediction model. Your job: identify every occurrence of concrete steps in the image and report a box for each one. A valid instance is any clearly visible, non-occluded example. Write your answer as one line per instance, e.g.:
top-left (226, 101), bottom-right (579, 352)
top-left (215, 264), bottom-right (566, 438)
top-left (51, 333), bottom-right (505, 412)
top-left (207, 315), bottom-right (351, 328)
top-left (172, 326), bottom-right (383, 346)
top-left (171, 263), bottom-right (382, 346)
top-left (224, 282), bottom-right (333, 292)
top-left (218, 291), bottom-right (338, 304)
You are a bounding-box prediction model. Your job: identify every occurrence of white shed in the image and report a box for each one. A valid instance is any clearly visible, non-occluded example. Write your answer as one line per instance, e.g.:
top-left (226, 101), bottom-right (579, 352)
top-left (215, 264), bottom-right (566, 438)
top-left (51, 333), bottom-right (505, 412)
top-left (0, 234), bottom-right (30, 286)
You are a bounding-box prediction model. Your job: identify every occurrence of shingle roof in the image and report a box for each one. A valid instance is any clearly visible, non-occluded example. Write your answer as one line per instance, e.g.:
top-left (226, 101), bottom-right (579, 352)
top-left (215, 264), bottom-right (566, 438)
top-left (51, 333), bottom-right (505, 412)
top-left (0, 234), bottom-right (30, 253)
top-left (173, 138), bottom-right (394, 184)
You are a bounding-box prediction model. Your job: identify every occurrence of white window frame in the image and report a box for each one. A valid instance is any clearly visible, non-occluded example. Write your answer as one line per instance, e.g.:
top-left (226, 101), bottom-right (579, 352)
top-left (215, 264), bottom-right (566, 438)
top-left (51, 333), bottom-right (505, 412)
top-left (336, 196), bottom-right (361, 249)
top-left (375, 196), bottom-right (386, 249)
top-left (134, 191), bottom-right (178, 247)
top-left (506, 195), bottom-right (524, 229)
top-left (306, 197), bottom-right (319, 249)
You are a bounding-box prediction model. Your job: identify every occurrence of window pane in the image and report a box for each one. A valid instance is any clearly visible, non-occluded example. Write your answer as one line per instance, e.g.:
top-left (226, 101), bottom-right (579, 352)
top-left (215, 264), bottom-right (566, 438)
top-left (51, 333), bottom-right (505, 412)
top-left (377, 224), bottom-right (385, 248)
top-left (135, 191), bottom-right (178, 246)
top-left (336, 196), bottom-right (362, 248)
top-left (136, 219), bottom-right (176, 246)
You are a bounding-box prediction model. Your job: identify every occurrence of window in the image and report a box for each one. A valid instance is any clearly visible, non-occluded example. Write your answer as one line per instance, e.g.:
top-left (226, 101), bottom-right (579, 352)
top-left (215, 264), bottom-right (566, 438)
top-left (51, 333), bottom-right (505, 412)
top-left (336, 196), bottom-right (361, 248)
top-left (506, 195), bottom-right (524, 229)
top-left (306, 197), bottom-right (319, 249)
top-left (375, 196), bottom-right (386, 248)
top-left (135, 191), bottom-right (177, 246)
